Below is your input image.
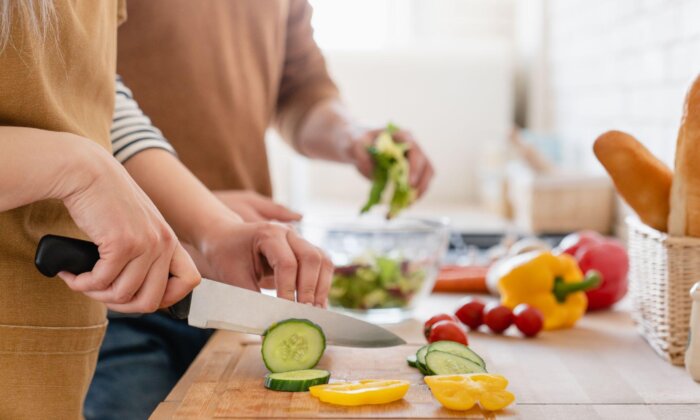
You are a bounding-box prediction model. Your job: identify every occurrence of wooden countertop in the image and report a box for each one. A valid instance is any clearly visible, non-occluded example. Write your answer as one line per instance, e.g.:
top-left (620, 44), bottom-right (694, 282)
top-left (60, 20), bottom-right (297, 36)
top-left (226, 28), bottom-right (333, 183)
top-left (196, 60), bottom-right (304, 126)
top-left (150, 294), bottom-right (700, 419)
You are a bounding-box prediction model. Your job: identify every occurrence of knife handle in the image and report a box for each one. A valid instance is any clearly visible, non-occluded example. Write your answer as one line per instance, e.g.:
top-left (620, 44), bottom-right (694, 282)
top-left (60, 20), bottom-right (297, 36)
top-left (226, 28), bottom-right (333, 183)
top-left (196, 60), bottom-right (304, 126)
top-left (35, 234), bottom-right (191, 320)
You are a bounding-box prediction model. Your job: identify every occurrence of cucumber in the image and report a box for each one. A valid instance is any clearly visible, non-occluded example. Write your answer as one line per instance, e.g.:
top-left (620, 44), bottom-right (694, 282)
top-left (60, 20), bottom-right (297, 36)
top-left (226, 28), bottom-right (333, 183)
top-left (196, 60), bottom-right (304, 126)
top-left (416, 345), bottom-right (430, 375)
top-left (262, 319), bottom-right (326, 373)
top-left (406, 354), bottom-right (418, 368)
top-left (264, 369), bottom-right (331, 392)
top-left (425, 350), bottom-right (487, 375)
top-left (427, 341), bottom-right (486, 369)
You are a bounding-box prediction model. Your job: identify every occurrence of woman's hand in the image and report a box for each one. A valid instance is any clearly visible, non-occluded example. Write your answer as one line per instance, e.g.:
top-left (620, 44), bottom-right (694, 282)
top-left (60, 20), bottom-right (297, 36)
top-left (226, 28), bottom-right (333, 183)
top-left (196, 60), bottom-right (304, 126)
top-left (196, 221), bottom-right (332, 307)
top-left (57, 137), bottom-right (200, 313)
top-left (0, 128), bottom-right (201, 313)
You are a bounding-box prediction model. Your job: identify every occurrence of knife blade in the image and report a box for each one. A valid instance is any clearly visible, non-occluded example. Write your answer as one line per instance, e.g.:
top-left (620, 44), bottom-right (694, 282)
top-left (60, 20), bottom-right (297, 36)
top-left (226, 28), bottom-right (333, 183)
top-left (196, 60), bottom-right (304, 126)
top-left (34, 234), bottom-right (406, 348)
top-left (187, 277), bottom-right (405, 347)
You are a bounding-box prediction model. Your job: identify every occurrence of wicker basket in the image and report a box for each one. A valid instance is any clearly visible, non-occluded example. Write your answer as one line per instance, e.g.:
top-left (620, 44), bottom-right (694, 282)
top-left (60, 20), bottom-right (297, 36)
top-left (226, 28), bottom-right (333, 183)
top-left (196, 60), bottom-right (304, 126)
top-left (627, 217), bottom-right (700, 365)
top-left (508, 173), bottom-right (614, 234)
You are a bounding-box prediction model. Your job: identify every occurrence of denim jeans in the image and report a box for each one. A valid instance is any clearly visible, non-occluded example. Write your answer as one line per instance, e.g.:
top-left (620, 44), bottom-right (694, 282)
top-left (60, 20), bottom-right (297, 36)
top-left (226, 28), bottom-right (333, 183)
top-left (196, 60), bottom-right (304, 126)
top-left (84, 312), bottom-right (213, 420)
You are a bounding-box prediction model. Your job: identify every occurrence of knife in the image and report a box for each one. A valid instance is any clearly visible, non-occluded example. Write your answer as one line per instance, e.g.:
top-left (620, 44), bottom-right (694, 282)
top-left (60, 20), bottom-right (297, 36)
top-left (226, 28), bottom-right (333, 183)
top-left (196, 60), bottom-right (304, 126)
top-left (34, 234), bottom-right (406, 348)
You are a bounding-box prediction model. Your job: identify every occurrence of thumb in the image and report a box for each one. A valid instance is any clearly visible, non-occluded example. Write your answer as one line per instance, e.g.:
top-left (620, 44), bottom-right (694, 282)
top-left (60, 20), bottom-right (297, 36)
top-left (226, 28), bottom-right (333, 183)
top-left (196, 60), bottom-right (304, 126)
top-left (160, 245), bottom-right (201, 307)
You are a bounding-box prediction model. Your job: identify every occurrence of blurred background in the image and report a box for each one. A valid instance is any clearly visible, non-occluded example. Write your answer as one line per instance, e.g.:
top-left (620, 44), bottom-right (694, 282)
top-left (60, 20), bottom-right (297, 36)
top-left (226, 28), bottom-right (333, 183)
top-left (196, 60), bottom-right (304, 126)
top-left (267, 0), bottom-right (700, 236)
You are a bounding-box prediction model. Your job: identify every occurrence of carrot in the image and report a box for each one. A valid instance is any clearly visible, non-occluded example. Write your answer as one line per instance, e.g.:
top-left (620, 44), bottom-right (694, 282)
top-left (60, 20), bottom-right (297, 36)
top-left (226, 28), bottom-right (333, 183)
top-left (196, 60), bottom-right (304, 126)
top-left (432, 265), bottom-right (489, 293)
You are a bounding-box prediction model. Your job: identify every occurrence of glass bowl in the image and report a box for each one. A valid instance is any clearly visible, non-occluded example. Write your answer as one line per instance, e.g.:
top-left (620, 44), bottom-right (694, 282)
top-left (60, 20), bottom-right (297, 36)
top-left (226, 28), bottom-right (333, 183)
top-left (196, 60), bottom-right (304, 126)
top-left (297, 216), bottom-right (449, 324)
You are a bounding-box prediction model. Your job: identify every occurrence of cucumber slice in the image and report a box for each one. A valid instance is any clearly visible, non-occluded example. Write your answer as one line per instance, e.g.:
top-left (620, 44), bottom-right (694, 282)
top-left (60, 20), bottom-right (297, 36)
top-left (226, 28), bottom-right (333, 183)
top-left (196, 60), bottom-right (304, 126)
top-left (264, 369), bottom-right (331, 392)
top-left (425, 350), bottom-right (487, 375)
top-left (417, 363), bottom-right (431, 376)
top-left (406, 354), bottom-right (418, 368)
top-left (262, 319), bottom-right (326, 373)
top-left (427, 341), bottom-right (486, 369)
top-left (415, 345), bottom-right (431, 375)
top-left (416, 345), bottom-right (429, 367)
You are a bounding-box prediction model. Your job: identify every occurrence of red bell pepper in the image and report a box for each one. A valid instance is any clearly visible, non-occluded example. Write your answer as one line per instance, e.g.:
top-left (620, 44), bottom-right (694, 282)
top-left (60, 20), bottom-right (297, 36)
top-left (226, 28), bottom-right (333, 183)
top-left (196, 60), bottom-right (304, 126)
top-left (557, 231), bottom-right (629, 311)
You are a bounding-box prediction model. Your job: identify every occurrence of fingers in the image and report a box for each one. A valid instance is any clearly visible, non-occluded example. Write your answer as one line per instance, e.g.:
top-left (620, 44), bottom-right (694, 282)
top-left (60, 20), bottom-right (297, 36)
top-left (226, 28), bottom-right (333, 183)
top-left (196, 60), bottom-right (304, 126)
top-left (315, 253), bottom-right (334, 308)
top-left (102, 250), bottom-right (169, 313)
top-left (215, 190), bottom-right (301, 222)
top-left (61, 240), bottom-right (137, 293)
top-left (352, 131), bottom-right (378, 179)
top-left (80, 253), bottom-right (153, 304)
top-left (394, 130), bottom-right (434, 198)
top-left (232, 205), bottom-right (266, 223)
top-left (255, 223), bottom-right (332, 306)
top-left (415, 163), bottom-right (435, 198)
top-left (287, 231), bottom-right (323, 305)
top-left (160, 244), bottom-right (201, 307)
top-left (82, 242), bottom-right (199, 312)
top-left (258, 275), bottom-right (275, 290)
top-left (357, 128), bottom-right (434, 197)
top-left (247, 194), bottom-right (302, 222)
top-left (257, 225), bottom-right (298, 301)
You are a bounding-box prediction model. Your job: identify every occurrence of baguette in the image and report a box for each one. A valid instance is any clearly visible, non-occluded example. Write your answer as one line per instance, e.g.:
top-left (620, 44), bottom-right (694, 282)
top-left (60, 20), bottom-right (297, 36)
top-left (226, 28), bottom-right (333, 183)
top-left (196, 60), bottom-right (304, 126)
top-left (593, 130), bottom-right (672, 232)
top-left (669, 75), bottom-right (700, 236)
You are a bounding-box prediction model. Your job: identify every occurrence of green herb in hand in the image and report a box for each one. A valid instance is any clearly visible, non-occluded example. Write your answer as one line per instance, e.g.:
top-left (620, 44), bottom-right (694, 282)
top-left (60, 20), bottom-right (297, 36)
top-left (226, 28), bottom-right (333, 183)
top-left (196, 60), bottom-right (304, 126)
top-left (360, 123), bottom-right (416, 218)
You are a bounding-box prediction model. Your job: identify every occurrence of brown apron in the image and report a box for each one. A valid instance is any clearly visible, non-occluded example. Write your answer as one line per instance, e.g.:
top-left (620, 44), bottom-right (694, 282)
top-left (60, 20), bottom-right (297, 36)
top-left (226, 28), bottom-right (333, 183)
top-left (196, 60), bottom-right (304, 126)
top-left (0, 1), bottom-right (125, 418)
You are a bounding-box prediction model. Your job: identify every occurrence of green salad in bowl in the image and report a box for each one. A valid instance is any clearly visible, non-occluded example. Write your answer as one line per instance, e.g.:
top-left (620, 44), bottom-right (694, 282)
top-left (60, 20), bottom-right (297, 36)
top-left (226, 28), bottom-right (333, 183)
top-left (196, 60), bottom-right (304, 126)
top-left (331, 256), bottom-right (425, 310)
top-left (297, 216), bottom-right (448, 324)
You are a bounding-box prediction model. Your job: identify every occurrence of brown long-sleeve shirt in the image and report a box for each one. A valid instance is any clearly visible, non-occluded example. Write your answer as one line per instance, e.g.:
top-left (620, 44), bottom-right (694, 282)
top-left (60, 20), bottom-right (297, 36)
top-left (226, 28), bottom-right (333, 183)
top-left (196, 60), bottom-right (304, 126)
top-left (117, 0), bottom-right (339, 196)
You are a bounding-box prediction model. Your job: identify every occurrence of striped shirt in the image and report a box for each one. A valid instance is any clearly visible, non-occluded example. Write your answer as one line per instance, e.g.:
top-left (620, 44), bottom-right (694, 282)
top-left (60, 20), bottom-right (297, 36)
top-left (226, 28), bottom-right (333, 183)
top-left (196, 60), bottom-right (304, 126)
top-left (112, 76), bottom-right (176, 163)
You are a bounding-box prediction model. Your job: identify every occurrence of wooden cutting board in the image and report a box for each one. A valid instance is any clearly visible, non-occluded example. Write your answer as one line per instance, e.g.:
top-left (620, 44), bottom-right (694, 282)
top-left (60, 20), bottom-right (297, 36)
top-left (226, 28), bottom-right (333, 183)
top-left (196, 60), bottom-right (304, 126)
top-left (153, 296), bottom-right (700, 419)
top-left (165, 335), bottom-right (508, 419)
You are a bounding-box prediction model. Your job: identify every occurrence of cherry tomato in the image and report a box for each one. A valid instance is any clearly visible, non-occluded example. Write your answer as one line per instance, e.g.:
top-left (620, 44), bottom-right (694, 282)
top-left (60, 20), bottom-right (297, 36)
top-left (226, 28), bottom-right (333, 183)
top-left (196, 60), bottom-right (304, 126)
top-left (424, 313), bottom-right (457, 339)
top-left (428, 320), bottom-right (468, 345)
top-left (455, 298), bottom-right (486, 330)
top-left (483, 303), bottom-right (514, 334)
top-left (513, 304), bottom-right (544, 337)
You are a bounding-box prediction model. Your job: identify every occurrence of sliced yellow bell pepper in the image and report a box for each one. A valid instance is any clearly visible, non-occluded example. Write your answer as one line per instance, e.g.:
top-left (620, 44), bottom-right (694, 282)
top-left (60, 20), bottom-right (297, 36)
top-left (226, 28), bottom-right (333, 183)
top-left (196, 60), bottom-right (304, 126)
top-left (424, 373), bottom-right (515, 412)
top-left (480, 390), bottom-right (516, 411)
top-left (468, 373), bottom-right (509, 391)
top-left (494, 251), bottom-right (601, 330)
top-left (309, 379), bottom-right (409, 406)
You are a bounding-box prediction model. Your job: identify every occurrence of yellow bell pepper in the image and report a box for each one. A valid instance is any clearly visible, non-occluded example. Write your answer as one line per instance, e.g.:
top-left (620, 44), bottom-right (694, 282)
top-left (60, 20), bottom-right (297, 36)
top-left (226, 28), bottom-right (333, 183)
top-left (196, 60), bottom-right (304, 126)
top-left (309, 379), bottom-right (409, 406)
top-left (494, 251), bottom-right (600, 330)
top-left (424, 373), bottom-right (515, 412)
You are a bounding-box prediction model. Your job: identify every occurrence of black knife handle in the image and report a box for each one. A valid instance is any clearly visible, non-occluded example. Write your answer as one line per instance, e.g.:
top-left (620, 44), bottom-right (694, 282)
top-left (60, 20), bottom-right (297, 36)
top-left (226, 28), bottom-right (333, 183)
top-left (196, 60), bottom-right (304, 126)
top-left (35, 234), bottom-right (99, 277)
top-left (34, 234), bottom-right (191, 320)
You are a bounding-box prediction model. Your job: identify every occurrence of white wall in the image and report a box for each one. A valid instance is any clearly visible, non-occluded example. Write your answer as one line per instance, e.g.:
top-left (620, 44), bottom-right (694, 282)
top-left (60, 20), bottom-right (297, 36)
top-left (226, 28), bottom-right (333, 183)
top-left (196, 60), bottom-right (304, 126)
top-left (545, 0), bottom-right (700, 172)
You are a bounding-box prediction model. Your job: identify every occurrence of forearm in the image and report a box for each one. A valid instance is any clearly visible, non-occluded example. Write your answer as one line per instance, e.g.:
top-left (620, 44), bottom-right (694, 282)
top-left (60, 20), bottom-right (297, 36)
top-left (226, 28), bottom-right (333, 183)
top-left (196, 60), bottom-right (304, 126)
top-left (122, 149), bottom-right (242, 249)
top-left (0, 127), bottom-right (97, 211)
top-left (294, 99), bottom-right (364, 163)
top-left (110, 77), bottom-right (241, 248)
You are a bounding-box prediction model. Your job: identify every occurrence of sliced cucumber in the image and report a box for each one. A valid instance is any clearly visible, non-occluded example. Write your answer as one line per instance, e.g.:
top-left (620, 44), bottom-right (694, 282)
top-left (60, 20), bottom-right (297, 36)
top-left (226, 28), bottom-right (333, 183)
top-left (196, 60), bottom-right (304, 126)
top-left (262, 319), bottom-right (326, 373)
top-left (427, 340), bottom-right (486, 369)
top-left (406, 354), bottom-right (418, 368)
top-left (425, 350), bottom-right (487, 375)
top-left (264, 369), bottom-right (331, 392)
top-left (416, 345), bottom-right (430, 374)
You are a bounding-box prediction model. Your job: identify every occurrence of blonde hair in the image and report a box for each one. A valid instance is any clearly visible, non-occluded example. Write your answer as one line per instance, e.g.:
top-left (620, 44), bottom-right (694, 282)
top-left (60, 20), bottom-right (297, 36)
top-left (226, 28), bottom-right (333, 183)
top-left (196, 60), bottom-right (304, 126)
top-left (0, 0), bottom-right (56, 53)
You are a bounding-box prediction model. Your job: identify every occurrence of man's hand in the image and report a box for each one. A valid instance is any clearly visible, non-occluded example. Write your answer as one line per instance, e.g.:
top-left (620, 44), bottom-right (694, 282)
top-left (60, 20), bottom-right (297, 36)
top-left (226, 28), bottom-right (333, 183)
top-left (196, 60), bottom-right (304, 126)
top-left (294, 100), bottom-right (434, 199)
top-left (214, 190), bottom-right (302, 222)
top-left (349, 128), bottom-right (434, 198)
